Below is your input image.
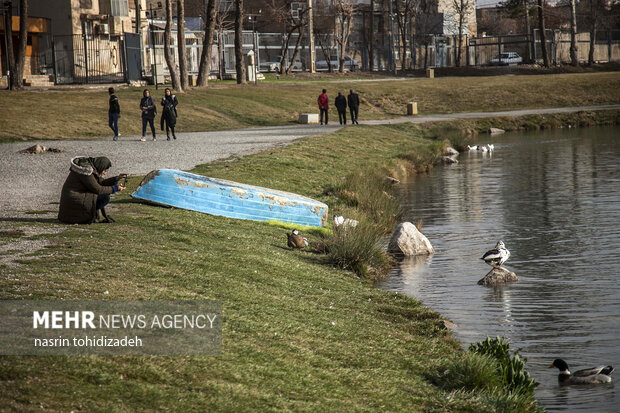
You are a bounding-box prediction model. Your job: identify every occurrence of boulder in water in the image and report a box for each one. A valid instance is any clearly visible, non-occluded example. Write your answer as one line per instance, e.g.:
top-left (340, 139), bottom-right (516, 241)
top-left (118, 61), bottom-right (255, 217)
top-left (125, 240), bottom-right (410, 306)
top-left (478, 267), bottom-right (518, 286)
top-left (388, 222), bottom-right (434, 256)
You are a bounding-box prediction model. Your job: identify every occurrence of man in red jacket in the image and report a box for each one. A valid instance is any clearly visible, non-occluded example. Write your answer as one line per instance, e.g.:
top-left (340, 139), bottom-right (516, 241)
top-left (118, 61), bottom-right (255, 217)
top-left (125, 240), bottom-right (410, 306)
top-left (317, 89), bottom-right (329, 125)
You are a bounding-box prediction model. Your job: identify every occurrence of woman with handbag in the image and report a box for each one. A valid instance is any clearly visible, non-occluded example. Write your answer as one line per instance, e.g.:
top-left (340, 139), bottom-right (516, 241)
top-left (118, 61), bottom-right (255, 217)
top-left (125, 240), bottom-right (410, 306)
top-left (160, 88), bottom-right (178, 140)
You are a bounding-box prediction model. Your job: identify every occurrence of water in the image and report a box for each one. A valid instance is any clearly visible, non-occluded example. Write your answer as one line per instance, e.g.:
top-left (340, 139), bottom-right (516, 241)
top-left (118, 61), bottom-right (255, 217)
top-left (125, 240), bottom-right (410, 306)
top-left (378, 126), bottom-right (620, 412)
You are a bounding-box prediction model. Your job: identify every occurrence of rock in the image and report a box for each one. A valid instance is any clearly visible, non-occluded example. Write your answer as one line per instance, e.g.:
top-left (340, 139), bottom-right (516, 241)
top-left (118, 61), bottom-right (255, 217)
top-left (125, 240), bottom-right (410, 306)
top-left (440, 320), bottom-right (458, 330)
top-left (19, 144), bottom-right (62, 154)
top-left (388, 222), bottom-right (434, 256)
top-left (489, 127), bottom-right (505, 135)
top-left (477, 267), bottom-right (518, 286)
top-left (440, 156), bottom-right (458, 164)
top-left (445, 146), bottom-right (459, 156)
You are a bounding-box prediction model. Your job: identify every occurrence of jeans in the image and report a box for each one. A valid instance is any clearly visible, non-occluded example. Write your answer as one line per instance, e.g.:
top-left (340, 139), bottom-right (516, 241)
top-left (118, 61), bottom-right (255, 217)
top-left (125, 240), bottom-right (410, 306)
top-left (337, 110), bottom-right (347, 125)
top-left (320, 108), bottom-right (328, 125)
top-left (108, 112), bottom-right (119, 136)
top-left (142, 117), bottom-right (156, 137)
top-left (96, 194), bottom-right (110, 211)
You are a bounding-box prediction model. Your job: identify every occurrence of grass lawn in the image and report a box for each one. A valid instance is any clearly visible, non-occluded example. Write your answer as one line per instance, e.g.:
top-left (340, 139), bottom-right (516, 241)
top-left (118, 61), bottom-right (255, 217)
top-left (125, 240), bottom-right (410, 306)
top-left (0, 118), bottom-right (563, 411)
top-left (0, 71), bottom-right (618, 141)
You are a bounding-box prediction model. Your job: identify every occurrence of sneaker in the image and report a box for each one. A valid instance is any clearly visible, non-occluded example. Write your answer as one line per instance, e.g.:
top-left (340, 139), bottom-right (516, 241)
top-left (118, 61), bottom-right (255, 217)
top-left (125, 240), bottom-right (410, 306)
top-left (152, 136), bottom-right (156, 141)
top-left (113, 136), bottom-right (118, 141)
top-left (140, 137), bottom-right (146, 142)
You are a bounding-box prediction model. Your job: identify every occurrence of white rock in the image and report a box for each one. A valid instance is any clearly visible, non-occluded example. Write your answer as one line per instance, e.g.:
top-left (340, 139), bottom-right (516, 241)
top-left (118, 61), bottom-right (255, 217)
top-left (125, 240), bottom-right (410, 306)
top-left (445, 146), bottom-right (459, 156)
top-left (388, 222), bottom-right (434, 256)
top-left (489, 128), bottom-right (505, 135)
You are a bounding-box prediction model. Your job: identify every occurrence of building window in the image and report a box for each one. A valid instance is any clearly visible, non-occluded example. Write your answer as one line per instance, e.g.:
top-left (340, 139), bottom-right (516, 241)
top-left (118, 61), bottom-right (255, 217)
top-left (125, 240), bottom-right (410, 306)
top-left (79, 0), bottom-right (92, 8)
top-left (111, 0), bottom-right (129, 16)
top-left (157, 2), bottom-right (162, 7)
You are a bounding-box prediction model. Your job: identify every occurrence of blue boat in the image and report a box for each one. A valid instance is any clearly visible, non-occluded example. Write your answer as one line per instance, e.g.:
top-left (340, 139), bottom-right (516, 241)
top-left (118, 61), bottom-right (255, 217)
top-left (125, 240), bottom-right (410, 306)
top-left (132, 169), bottom-right (329, 227)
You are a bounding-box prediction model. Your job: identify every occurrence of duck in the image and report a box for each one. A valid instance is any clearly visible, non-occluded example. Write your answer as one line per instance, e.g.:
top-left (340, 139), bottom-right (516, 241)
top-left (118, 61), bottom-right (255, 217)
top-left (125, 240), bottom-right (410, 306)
top-left (287, 229), bottom-right (308, 249)
top-left (487, 144), bottom-right (495, 152)
top-left (467, 145), bottom-right (479, 151)
top-left (481, 240), bottom-right (510, 269)
top-left (549, 359), bottom-right (614, 384)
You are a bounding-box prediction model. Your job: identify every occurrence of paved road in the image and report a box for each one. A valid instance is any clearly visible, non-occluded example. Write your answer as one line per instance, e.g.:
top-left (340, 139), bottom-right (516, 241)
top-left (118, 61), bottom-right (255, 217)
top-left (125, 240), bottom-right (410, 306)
top-left (1, 104), bottom-right (618, 216)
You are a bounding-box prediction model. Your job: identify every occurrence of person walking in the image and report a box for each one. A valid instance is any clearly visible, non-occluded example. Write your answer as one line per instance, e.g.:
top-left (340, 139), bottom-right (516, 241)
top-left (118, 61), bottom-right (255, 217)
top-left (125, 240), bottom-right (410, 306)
top-left (140, 89), bottom-right (157, 141)
top-left (58, 156), bottom-right (127, 224)
top-left (108, 87), bottom-right (121, 141)
top-left (317, 89), bottom-right (329, 125)
top-left (348, 89), bottom-right (360, 125)
top-left (335, 92), bottom-right (347, 125)
top-left (160, 88), bottom-right (178, 140)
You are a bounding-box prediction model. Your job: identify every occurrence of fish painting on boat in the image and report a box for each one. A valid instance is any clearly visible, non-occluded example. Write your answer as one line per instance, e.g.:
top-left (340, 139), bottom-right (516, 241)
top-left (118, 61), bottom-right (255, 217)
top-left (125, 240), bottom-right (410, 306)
top-left (132, 169), bottom-right (328, 227)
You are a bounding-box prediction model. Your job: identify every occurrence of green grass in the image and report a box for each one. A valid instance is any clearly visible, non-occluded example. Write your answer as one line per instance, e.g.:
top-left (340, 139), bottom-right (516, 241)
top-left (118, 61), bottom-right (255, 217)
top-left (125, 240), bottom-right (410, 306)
top-left (0, 117), bottom-right (556, 411)
top-left (0, 71), bottom-right (618, 141)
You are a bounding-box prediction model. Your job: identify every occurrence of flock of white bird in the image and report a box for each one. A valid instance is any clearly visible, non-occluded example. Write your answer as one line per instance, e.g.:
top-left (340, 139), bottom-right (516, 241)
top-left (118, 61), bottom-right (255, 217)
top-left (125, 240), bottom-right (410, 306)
top-left (467, 144), bottom-right (495, 152)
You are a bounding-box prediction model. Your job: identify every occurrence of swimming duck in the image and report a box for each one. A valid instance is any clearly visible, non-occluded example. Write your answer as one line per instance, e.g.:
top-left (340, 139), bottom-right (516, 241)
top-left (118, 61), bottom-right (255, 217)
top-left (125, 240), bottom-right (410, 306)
top-left (287, 229), bottom-right (308, 249)
top-left (481, 240), bottom-right (510, 268)
top-left (549, 359), bottom-right (614, 384)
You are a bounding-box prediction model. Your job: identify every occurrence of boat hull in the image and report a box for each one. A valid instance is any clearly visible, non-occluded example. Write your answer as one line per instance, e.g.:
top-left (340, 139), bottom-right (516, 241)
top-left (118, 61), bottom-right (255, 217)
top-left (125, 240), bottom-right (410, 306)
top-left (132, 169), bottom-right (328, 227)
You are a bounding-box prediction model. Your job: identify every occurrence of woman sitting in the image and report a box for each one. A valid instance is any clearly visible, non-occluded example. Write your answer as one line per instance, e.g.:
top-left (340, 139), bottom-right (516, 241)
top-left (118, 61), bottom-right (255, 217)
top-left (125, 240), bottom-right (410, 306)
top-left (58, 156), bottom-right (126, 224)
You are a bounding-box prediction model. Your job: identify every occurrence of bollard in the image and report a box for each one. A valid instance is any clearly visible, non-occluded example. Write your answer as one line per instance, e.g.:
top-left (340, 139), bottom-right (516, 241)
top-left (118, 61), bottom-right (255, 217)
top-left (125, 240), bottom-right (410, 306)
top-left (426, 68), bottom-right (434, 79)
top-left (407, 102), bottom-right (418, 116)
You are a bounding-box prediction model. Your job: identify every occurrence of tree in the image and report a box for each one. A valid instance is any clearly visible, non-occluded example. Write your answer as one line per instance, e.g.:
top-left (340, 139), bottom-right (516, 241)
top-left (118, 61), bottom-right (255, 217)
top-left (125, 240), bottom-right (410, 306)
top-left (215, 1), bottom-right (234, 80)
top-left (314, 1), bottom-right (336, 72)
top-left (334, 0), bottom-right (353, 73)
top-left (177, 0), bottom-right (188, 89)
top-left (536, 0), bottom-right (550, 67)
top-left (197, 0), bottom-right (217, 86)
top-left (452, 0), bottom-right (471, 67)
top-left (134, 0), bottom-right (141, 34)
top-left (234, 0), bottom-right (245, 83)
top-left (164, 0), bottom-right (182, 90)
top-left (266, 1), bottom-right (309, 75)
top-left (4, 0), bottom-right (28, 90)
top-left (394, 0), bottom-right (416, 70)
top-left (568, 0), bottom-right (578, 65)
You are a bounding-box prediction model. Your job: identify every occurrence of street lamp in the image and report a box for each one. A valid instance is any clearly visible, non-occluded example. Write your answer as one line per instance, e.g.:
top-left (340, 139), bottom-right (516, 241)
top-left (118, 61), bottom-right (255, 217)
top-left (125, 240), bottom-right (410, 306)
top-left (247, 9), bottom-right (261, 85)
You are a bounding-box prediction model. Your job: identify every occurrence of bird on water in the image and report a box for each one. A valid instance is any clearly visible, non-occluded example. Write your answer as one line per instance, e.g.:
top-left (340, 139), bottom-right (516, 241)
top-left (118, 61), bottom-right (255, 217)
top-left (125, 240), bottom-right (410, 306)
top-left (481, 240), bottom-right (510, 269)
top-left (549, 359), bottom-right (614, 384)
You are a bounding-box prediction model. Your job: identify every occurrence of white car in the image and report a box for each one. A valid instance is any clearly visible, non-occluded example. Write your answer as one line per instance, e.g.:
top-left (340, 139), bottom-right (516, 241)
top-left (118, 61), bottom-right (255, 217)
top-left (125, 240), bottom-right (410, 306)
top-left (316, 55), bottom-right (359, 71)
top-left (489, 52), bottom-right (522, 66)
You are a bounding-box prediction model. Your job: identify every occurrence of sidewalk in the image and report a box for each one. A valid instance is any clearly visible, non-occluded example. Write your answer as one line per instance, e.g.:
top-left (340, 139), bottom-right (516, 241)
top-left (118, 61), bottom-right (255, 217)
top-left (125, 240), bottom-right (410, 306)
top-left (1, 104), bottom-right (618, 216)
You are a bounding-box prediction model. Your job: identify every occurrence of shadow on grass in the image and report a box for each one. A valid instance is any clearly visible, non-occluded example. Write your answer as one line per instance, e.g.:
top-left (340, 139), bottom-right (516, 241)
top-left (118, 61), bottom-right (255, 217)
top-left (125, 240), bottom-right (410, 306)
top-left (0, 217), bottom-right (59, 224)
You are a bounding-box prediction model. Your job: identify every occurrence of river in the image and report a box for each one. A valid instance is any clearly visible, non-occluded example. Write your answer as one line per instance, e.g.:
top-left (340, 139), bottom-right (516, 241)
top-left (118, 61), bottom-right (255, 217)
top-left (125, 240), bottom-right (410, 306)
top-left (378, 126), bottom-right (619, 412)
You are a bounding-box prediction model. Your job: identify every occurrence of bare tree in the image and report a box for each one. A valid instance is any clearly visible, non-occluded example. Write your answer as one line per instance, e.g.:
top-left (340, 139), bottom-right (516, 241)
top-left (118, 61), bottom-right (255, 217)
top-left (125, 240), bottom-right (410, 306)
top-left (215, 1), bottom-right (235, 80)
top-left (134, 0), bottom-right (141, 34)
top-left (197, 0), bottom-right (217, 86)
top-left (568, 0), bottom-right (578, 65)
top-left (267, 1), bottom-right (309, 75)
top-left (536, 0), bottom-right (550, 67)
top-left (334, 0), bottom-right (353, 73)
top-left (177, 0), bottom-right (188, 88)
top-left (4, 0), bottom-right (28, 90)
top-left (314, 2), bottom-right (336, 72)
top-left (452, 0), bottom-right (471, 67)
top-left (165, 0), bottom-right (182, 90)
top-left (586, 0), bottom-right (604, 64)
top-left (394, 0), bottom-right (417, 71)
top-left (234, 0), bottom-right (245, 83)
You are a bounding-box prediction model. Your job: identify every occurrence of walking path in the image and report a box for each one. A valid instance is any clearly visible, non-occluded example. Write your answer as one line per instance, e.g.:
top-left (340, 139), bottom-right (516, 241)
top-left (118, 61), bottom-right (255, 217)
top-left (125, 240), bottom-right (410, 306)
top-left (1, 104), bottom-right (618, 217)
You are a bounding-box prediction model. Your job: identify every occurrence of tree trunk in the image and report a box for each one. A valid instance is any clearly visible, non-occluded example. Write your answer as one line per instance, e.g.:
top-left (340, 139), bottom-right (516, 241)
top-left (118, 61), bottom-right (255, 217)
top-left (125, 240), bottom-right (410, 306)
top-left (369, 0), bottom-right (374, 71)
top-left (524, 0), bottom-right (531, 62)
top-left (457, 15), bottom-right (463, 67)
top-left (134, 0), bottom-right (141, 34)
top-left (234, 0), bottom-right (245, 83)
top-left (177, 0), bottom-right (188, 89)
top-left (537, 0), bottom-right (550, 68)
top-left (197, 0), bottom-right (217, 86)
top-left (280, 31), bottom-right (292, 75)
top-left (12, 0), bottom-right (28, 90)
top-left (569, 0), bottom-right (578, 66)
top-left (218, 27), bottom-right (224, 80)
top-left (588, 0), bottom-right (597, 64)
top-left (164, 0), bottom-right (182, 90)
top-left (3, 4), bottom-right (16, 90)
top-left (286, 25), bottom-right (304, 75)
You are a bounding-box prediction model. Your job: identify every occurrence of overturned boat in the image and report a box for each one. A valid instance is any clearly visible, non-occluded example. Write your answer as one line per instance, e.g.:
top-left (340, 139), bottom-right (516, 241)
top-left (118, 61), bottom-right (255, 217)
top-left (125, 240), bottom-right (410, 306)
top-left (132, 169), bottom-right (328, 227)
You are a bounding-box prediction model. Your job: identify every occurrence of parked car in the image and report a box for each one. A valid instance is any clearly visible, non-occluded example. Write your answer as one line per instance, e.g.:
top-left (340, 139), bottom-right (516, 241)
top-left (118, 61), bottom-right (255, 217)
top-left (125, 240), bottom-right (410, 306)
top-left (316, 55), bottom-right (359, 71)
top-left (259, 56), bottom-right (303, 73)
top-left (488, 52), bottom-right (523, 66)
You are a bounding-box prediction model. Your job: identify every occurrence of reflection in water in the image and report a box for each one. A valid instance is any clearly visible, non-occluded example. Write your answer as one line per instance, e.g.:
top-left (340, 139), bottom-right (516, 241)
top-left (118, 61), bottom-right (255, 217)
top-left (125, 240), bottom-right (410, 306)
top-left (378, 127), bottom-right (620, 412)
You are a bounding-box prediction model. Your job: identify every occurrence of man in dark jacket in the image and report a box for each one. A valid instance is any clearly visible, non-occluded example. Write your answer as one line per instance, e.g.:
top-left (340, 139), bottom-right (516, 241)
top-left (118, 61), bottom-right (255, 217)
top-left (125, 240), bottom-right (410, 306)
top-left (317, 89), bottom-right (329, 125)
top-left (334, 92), bottom-right (347, 125)
top-left (108, 87), bottom-right (121, 141)
top-left (58, 157), bottom-right (126, 224)
top-left (348, 89), bottom-right (360, 124)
